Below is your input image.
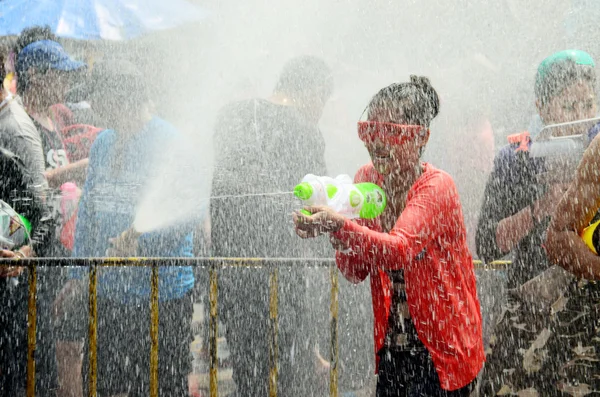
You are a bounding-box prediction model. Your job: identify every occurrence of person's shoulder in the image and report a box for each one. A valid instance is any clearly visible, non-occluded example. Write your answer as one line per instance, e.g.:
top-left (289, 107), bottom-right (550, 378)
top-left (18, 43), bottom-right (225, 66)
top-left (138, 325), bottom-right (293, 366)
top-left (217, 99), bottom-right (262, 119)
top-left (421, 163), bottom-right (457, 188)
top-left (89, 129), bottom-right (116, 153)
top-left (2, 99), bottom-right (38, 137)
top-left (143, 117), bottom-right (182, 143)
top-left (492, 132), bottom-right (533, 170)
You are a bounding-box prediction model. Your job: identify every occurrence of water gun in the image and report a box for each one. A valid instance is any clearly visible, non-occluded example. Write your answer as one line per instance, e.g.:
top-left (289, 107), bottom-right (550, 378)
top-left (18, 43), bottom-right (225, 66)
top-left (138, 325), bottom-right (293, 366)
top-left (582, 220), bottom-right (600, 254)
top-left (0, 200), bottom-right (31, 250)
top-left (293, 174), bottom-right (387, 219)
top-left (529, 118), bottom-right (600, 184)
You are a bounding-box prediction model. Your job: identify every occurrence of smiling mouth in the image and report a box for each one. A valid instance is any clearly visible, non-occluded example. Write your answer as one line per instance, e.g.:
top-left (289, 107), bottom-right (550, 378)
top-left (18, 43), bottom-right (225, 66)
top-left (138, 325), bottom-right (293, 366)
top-left (374, 151), bottom-right (391, 160)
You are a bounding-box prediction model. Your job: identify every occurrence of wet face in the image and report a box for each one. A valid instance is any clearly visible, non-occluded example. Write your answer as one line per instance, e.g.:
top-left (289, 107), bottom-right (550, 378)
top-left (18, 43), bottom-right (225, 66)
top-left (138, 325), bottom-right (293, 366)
top-left (28, 68), bottom-right (70, 108)
top-left (539, 81), bottom-right (597, 134)
top-left (363, 106), bottom-right (428, 176)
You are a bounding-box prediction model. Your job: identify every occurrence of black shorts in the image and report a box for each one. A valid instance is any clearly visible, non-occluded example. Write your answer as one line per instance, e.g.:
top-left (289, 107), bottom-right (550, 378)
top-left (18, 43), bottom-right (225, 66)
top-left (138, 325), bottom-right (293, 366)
top-left (82, 293), bottom-right (193, 397)
top-left (376, 346), bottom-right (476, 397)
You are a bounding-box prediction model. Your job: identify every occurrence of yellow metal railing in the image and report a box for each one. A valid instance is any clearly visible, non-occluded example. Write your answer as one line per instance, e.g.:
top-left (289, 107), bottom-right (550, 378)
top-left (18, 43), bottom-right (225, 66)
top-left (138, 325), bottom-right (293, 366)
top-left (0, 257), bottom-right (508, 397)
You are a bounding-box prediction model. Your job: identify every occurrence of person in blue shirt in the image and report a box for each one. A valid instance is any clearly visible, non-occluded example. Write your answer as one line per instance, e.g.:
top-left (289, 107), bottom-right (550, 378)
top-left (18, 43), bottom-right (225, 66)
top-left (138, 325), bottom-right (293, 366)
top-left (56, 59), bottom-right (195, 397)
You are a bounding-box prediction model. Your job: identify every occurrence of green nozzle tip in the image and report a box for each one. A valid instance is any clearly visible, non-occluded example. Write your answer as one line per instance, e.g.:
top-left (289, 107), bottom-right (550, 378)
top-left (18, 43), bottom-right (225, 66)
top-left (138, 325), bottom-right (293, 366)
top-left (19, 215), bottom-right (31, 235)
top-left (294, 182), bottom-right (314, 201)
top-left (301, 209), bottom-right (312, 216)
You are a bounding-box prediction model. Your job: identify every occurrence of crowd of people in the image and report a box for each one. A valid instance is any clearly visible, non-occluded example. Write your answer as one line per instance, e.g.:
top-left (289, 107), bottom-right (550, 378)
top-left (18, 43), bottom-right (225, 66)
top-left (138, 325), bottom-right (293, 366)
top-left (1, 23), bottom-right (600, 397)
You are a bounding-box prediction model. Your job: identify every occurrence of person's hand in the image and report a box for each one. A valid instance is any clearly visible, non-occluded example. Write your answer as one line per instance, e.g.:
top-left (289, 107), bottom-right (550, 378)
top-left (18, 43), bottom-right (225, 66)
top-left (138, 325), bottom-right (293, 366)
top-left (106, 228), bottom-right (141, 257)
top-left (533, 183), bottom-right (569, 222)
top-left (292, 206), bottom-right (345, 239)
top-left (0, 246), bottom-right (31, 278)
top-left (313, 346), bottom-right (330, 391)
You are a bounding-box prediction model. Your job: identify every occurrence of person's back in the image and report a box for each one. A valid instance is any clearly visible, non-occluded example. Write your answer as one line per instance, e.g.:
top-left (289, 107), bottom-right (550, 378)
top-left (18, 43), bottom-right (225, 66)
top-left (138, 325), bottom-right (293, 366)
top-left (212, 97), bottom-right (327, 258)
top-left (211, 56), bottom-right (333, 397)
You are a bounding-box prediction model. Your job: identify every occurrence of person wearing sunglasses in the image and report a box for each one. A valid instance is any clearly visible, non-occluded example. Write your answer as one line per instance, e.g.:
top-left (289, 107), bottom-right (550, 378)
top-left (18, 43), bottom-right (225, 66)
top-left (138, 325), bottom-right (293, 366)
top-left (476, 50), bottom-right (598, 395)
top-left (293, 76), bottom-right (484, 396)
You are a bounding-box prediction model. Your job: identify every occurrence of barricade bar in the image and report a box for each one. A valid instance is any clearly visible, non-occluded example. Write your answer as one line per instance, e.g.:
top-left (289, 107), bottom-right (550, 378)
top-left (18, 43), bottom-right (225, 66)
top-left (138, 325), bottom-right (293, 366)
top-left (150, 265), bottom-right (160, 397)
top-left (88, 264), bottom-right (98, 397)
top-left (0, 257), bottom-right (511, 270)
top-left (208, 267), bottom-right (218, 397)
top-left (329, 266), bottom-right (339, 397)
top-left (269, 269), bottom-right (279, 397)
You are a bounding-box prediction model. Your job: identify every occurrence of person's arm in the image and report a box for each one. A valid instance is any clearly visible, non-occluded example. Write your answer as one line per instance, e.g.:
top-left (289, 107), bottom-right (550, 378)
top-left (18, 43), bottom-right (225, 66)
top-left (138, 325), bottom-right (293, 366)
top-left (72, 139), bottom-right (103, 260)
top-left (8, 121), bottom-right (48, 198)
top-left (475, 148), bottom-right (552, 261)
top-left (44, 158), bottom-right (89, 188)
top-left (546, 137), bottom-right (600, 279)
top-left (331, 172), bottom-right (457, 272)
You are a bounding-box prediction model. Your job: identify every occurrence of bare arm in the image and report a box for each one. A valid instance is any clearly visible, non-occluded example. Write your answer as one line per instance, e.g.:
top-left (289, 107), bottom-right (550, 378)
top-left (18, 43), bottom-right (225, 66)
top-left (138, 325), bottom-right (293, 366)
top-left (44, 158), bottom-right (89, 188)
top-left (546, 137), bottom-right (600, 279)
top-left (495, 207), bottom-right (535, 252)
top-left (496, 186), bottom-right (564, 252)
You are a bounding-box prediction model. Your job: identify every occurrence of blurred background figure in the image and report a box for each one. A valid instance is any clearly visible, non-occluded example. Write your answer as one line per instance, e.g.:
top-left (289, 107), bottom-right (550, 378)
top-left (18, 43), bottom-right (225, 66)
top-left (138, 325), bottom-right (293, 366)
top-left (56, 59), bottom-right (197, 397)
top-left (477, 50), bottom-right (597, 395)
top-left (211, 55), bottom-right (333, 396)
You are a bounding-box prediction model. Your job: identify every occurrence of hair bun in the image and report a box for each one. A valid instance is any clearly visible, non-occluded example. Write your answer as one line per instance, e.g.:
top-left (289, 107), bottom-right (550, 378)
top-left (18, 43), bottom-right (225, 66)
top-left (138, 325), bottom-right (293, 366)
top-left (409, 75), bottom-right (439, 121)
top-left (409, 75), bottom-right (432, 88)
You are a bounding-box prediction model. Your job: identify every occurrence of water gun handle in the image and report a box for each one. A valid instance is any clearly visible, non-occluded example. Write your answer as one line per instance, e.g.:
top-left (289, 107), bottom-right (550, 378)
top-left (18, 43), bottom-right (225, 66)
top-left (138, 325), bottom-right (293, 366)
top-left (582, 219), bottom-right (600, 254)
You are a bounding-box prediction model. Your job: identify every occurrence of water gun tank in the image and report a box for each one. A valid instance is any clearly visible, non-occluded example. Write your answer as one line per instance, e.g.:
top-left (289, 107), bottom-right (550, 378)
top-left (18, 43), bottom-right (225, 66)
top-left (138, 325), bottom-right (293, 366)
top-left (294, 174), bottom-right (387, 219)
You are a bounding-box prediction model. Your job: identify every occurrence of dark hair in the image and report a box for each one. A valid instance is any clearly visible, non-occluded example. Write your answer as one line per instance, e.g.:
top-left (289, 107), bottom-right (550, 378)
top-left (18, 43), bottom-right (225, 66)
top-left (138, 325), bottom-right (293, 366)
top-left (0, 44), bottom-right (9, 82)
top-left (14, 26), bottom-right (59, 95)
top-left (274, 56), bottom-right (333, 102)
top-left (367, 75), bottom-right (440, 128)
top-left (14, 26), bottom-right (57, 55)
top-left (88, 59), bottom-right (149, 106)
top-left (535, 60), bottom-right (596, 105)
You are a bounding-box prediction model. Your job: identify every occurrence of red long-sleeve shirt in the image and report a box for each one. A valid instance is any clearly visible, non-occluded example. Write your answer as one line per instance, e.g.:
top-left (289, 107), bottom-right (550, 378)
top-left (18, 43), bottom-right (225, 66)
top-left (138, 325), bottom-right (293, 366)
top-left (333, 163), bottom-right (484, 391)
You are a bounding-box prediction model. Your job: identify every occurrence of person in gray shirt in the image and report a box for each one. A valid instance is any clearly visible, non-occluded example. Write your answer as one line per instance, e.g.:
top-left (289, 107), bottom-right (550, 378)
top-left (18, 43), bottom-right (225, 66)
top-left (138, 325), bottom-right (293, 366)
top-left (0, 50), bottom-right (47, 199)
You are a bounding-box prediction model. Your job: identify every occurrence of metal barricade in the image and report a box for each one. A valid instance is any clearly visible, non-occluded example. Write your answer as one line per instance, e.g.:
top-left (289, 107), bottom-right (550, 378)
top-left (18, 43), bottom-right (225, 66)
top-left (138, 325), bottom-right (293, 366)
top-left (0, 257), bottom-right (508, 397)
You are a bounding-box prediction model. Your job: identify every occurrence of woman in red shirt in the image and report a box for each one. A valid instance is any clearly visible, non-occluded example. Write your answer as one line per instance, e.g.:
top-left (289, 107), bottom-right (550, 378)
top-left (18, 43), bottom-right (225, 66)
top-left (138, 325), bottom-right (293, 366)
top-left (294, 76), bottom-right (484, 396)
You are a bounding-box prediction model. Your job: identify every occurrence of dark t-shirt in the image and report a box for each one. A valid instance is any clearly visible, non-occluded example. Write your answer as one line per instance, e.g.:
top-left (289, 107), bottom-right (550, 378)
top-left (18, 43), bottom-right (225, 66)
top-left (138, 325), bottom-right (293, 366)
top-left (476, 141), bottom-right (547, 288)
top-left (33, 119), bottom-right (69, 171)
top-left (211, 98), bottom-right (329, 258)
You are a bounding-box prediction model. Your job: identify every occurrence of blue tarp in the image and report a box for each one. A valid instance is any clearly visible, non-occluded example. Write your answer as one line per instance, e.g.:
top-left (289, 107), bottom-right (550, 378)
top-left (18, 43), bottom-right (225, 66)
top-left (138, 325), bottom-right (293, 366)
top-left (0, 0), bottom-right (209, 40)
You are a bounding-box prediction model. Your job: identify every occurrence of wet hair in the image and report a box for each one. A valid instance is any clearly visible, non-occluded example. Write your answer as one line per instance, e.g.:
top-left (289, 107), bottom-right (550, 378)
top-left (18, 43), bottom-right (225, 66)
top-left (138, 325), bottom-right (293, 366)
top-left (367, 75), bottom-right (440, 128)
top-left (274, 56), bottom-right (333, 102)
top-left (535, 60), bottom-right (596, 106)
top-left (88, 59), bottom-right (149, 106)
top-left (14, 26), bottom-right (59, 95)
top-left (13, 26), bottom-right (58, 55)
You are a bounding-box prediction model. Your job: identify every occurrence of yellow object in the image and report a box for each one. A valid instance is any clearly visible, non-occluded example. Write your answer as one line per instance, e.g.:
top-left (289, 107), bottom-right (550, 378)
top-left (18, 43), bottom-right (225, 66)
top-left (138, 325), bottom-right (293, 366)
top-left (582, 220), bottom-right (600, 254)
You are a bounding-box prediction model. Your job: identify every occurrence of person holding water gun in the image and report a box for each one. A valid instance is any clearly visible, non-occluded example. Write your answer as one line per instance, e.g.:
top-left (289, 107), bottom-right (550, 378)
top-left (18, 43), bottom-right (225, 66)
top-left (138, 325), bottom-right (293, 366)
top-left (294, 76), bottom-right (484, 396)
top-left (476, 50), bottom-right (599, 395)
